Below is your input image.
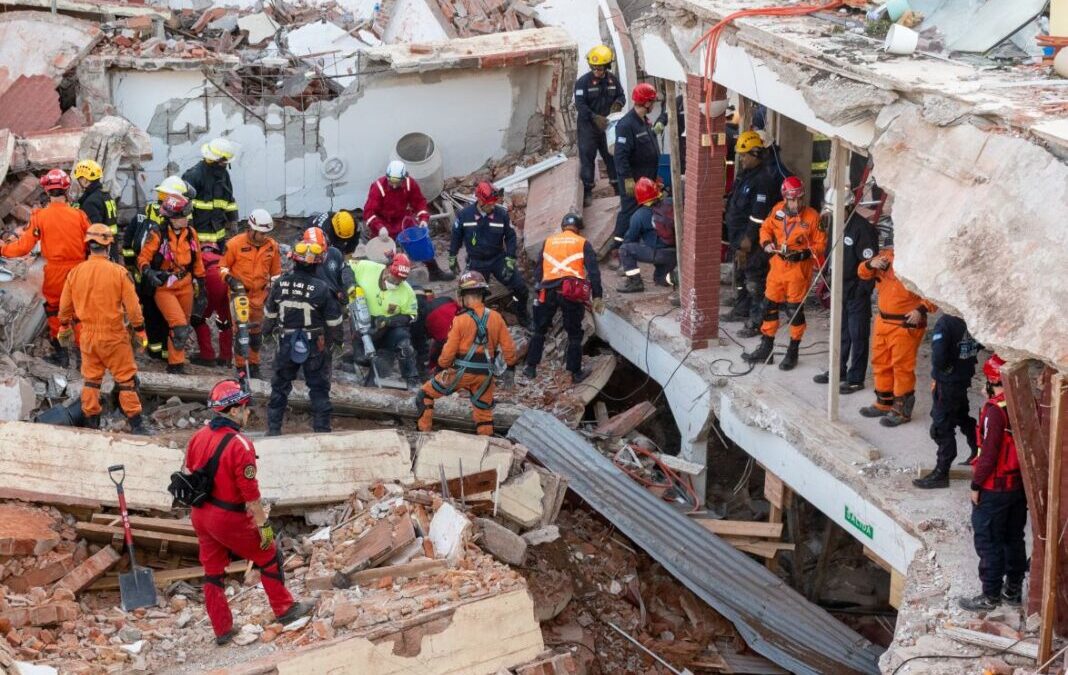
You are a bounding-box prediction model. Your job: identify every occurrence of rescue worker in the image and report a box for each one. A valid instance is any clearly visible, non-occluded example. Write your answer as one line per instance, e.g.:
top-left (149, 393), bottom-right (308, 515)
top-left (185, 379), bottom-right (315, 644)
top-left (575, 44), bottom-right (625, 207)
top-left (611, 83), bottom-right (662, 258)
top-left (422, 292), bottom-right (461, 374)
top-left (959, 354), bottom-right (1027, 612)
top-left (124, 175), bottom-right (188, 361)
top-left (308, 210), bottom-right (359, 257)
top-left (857, 224), bottom-right (937, 426)
top-left (363, 161), bottom-right (454, 281)
top-left (447, 181), bottom-right (529, 326)
top-left (721, 131), bottom-right (782, 332)
top-left (218, 210), bottom-right (281, 380)
top-left (913, 313), bottom-right (980, 489)
top-left (813, 210), bottom-right (878, 393)
top-left (617, 177), bottom-right (676, 293)
top-left (0, 169), bottom-right (90, 367)
top-left (301, 224), bottom-right (353, 305)
top-left (741, 176), bottom-right (826, 371)
top-left (137, 194), bottom-right (208, 374)
top-left (348, 254), bottom-right (421, 389)
top-left (524, 213), bottom-right (604, 383)
top-left (183, 137), bottom-right (238, 247)
top-left (72, 159), bottom-right (119, 260)
top-left (190, 241), bottom-right (232, 369)
top-left (417, 271), bottom-right (517, 435)
top-left (262, 232), bottom-right (343, 435)
top-left (57, 224), bottom-right (149, 435)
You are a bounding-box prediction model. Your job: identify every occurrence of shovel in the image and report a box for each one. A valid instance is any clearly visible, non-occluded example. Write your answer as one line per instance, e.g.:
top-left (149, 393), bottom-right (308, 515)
top-left (107, 465), bottom-right (158, 611)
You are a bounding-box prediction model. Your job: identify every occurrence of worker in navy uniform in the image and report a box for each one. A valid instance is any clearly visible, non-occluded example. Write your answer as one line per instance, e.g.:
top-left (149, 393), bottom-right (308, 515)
top-left (575, 44), bottom-right (626, 207)
top-left (813, 210), bottom-right (879, 391)
top-left (913, 313), bottom-right (980, 489)
top-left (308, 210), bottom-right (360, 257)
top-left (616, 177), bottom-right (676, 293)
top-left (261, 230), bottom-right (344, 436)
top-left (610, 83), bottom-right (662, 260)
top-left (721, 131), bottom-right (781, 332)
top-left (959, 354), bottom-right (1027, 612)
top-left (447, 182), bottom-right (529, 327)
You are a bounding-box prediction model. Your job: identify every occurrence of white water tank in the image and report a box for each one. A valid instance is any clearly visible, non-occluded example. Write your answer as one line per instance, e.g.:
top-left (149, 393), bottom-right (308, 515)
top-left (391, 132), bottom-right (444, 202)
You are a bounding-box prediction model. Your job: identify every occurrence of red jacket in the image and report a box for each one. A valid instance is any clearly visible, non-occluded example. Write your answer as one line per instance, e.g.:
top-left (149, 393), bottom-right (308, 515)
top-left (425, 297), bottom-right (460, 343)
top-left (363, 176), bottom-right (429, 238)
top-left (184, 418), bottom-right (260, 506)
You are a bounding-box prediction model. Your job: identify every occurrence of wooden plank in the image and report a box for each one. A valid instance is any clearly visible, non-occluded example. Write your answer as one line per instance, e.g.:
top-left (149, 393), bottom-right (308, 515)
top-left (1039, 373), bottom-right (1065, 665)
top-left (76, 522), bottom-right (199, 555)
top-left (593, 402), bottom-right (609, 427)
top-left (724, 538), bottom-right (795, 559)
top-left (693, 519), bottom-right (784, 539)
top-left (90, 514), bottom-right (195, 536)
top-left (422, 469), bottom-right (498, 499)
top-left (88, 561), bottom-right (246, 591)
top-left (826, 137), bottom-right (847, 421)
top-left (863, 546), bottom-right (893, 574)
top-left (942, 627), bottom-right (1038, 660)
top-left (764, 470), bottom-right (785, 510)
top-left (592, 401), bottom-right (657, 438)
top-left (889, 569), bottom-right (904, 610)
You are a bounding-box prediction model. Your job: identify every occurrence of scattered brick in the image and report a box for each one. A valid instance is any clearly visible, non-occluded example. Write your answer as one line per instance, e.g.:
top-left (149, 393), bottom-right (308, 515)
top-left (0, 505), bottom-right (60, 557)
top-left (53, 546), bottom-right (121, 595)
top-left (5, 552), bottom-right (75, 593)
top-left (0, 601), bottom-right (80, 629)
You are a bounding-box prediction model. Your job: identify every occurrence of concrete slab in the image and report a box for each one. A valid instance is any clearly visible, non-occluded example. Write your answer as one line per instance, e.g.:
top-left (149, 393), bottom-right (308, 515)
top-left (522, 156), bottom-right (581, 260)
top-left (0, 11), bottom-right (102, 97)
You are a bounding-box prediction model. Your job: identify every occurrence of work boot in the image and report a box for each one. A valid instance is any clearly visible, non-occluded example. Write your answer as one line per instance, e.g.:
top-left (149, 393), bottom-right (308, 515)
top-left (813, 371), bottom-right (829, 384)
top-left (778, 339), bottom-right (800, 371)
top-left (166, 363), bottom-right (186, 375)
top-left (736, 325), bottom-right (761, 339)
top-left (742, 336), bottom-right (774, 364)
top-left (46, 347), bottom-right (69, 369)
top-left (880, 394), bottom-right (915, 428)
top-left (84, 415), bottom-right (100, 430)
top-left (248, 364), bottom-right (261, 380)
top-left (860, 392), bottom-right (894, 418)
top-left (912, 467), bottom-right (949, 490)
top-left (215, 629), bottom-right (237, 647)
top-left (126, 414), bottom-right (151, 436)
top-left (859, 405), bottom-right (890, 418)
top-left (1002, 582), bottom-right (1023, 607)
top-left (840, 381), bottom-right (864, 395)
top-left (617, 276), bottom-right (645, 293)
top-left (654, 276), bottom-right (671, 287)
top-left (276, 599), bottom-right (315, 626)
top-left (522, 364), bottom-right (536, 380)
top-left (426, 261), bottom-right (455, 282)
top-left (571, 369), bottom-right (590, 385)
top-left (583, 192), bottom-right (593, 208)
top-left (959, 593), bottom-right (999, 612)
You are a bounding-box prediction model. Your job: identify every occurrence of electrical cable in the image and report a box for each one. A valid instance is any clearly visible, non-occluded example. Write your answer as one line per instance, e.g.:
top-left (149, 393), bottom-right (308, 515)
top-left (889, 636), bottom-right (1030, 675)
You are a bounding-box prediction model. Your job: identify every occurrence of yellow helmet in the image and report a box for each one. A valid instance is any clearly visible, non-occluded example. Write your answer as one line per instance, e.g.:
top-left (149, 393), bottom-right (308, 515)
top-left (735, 130), bottom-right (765, 154)
top-left (331, 210), bottom-right (355, 240)
top-left (73, 159), bottom-right (103, 182)
top-left (587, 45), bottom-right (614, 67)
top-left (84, 223), bottom-right (114, 246)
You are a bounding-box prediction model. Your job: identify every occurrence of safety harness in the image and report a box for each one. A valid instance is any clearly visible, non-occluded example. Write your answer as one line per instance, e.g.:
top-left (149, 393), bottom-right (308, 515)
top-left (431, 309), bottom-right (496, 409)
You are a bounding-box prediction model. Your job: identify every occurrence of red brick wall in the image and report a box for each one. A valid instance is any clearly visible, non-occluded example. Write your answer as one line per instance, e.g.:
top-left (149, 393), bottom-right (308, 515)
top-left (679, 76), bottom-right (725, 347)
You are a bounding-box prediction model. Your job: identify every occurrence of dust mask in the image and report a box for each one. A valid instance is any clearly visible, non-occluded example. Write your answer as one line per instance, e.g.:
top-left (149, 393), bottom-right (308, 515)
top-left (384, 280), bottom-right (398, 290)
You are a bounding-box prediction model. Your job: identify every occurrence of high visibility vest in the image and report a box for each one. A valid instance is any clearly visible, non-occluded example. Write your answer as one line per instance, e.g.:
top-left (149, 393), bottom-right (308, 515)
top-left (975, 395), bottom-right (1021, 491)
top-left (541, 231), bottom-right (587, 282)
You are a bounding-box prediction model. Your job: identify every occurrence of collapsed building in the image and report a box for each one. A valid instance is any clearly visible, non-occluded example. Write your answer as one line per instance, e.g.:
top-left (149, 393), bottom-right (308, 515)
top-left (1, 0), bottom-right (1067, 673)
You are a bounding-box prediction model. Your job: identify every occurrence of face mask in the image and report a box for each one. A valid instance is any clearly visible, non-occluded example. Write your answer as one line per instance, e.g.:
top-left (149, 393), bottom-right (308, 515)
top-left (384, 280), bottom-right (398, 290)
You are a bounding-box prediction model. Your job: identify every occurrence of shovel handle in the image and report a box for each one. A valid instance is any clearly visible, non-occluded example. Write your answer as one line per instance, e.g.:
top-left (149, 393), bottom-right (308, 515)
top-left (108, 465), bottom-right (125, 489)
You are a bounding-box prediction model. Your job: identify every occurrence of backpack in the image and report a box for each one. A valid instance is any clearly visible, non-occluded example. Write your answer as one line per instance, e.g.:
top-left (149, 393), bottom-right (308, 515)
top-left (168, 433), bottom-right (235, 507)
top-left (123, 213), bottom-right (154, 261)
top-left (651, 199), bottom-right (675, 246)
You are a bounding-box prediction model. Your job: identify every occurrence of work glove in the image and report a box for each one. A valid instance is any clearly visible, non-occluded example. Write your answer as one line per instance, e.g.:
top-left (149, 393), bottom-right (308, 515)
top-left (133, 328), bottom-right (148, 354)
top-left (653, 121), bottom-right (665, 135)
top-left (192, 284), bottom-right (208, 319)
top-left (227, 276), bottom-right (245, 294)
top-left (764, 243), bottom-right (776, 254)
top-left (142, 268), bottom-right (165, 289)
top-left (624, 178), bottom-right (635, 197)
top-left (592, 298), bottom-right (605, 315)
top-left (448, 256), bottom-right (460, 275)
top-left (504, 256), bottom-right (517, 273)
top-left (57, 325), bottom-right (74, 349)
top-left (610, 102), bottom-right (623, 114)
top-left (593, 115), bottom-right (609, 131)
top-left (374, 316), bottom-right (389, 332)
top-left (500, 367), bottom-right (515, 390)
top-left (258, 521), bottom-right (275, 550)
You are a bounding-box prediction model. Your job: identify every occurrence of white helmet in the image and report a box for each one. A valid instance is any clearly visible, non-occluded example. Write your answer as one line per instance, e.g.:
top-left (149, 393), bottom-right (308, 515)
top-left (154, 175), bottom-right (188, 197)
top-left (201, 137), bottom-right (237, 162)
top-left (386, 160), bottom-right (407, 181)
top-left (248, 209), bottom-right (274, 233)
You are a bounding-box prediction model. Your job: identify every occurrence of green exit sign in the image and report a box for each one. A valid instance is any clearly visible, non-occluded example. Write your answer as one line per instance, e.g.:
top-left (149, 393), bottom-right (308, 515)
top-left (845, 505), bottom-right (874, 539)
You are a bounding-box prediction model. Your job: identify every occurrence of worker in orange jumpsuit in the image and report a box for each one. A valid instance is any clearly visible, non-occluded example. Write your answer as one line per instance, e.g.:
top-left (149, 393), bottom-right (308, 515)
top-left (0, 169), bottom-right (90, 367)
top-left (218, 209), bottom-right (281, 380)
top-left (857, 224), bottom-right (937, 427)
top-left (742, 176), bottom-right (826, 371)
top-left (137, 194), bottom-right (207, 374)
top-left (416, 271), bottom-right (517, 435)
top-left (57, 224), bottom-right (149, 435)
top-left (185, 379), bottom-right (314, 645)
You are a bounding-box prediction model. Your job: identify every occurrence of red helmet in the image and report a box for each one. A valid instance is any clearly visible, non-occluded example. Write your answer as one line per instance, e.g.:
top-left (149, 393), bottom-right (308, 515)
top-left (781, 176), bottom-right (805, 200)
top-left (208, 379), bottom-right (251, 413)
top-left (160, 194), bottom-right (192, 218)
top-left (40, 169), bottom-right (71, 192)
top-left (475, 181), bottom-right (499, 206)
top-left (634, 177), bottom-right (661, 206)
top-left (983, 354), bottom-right (1006, 385)
top-left (632, 82), bottom-right (658, 106)
top-left (388, 252), bottom-right (412, 279)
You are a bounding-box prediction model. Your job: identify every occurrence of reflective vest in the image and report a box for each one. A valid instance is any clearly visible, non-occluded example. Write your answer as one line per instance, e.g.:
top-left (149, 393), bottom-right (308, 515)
top-left (975, 395), bottom-right (1021, 491)
top-left (541, 230), bottom-right (587, 282)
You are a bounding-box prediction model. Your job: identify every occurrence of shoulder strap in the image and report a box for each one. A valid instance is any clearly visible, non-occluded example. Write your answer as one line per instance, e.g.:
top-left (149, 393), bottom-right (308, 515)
top-left (203, 432), bottom-right (235, 480)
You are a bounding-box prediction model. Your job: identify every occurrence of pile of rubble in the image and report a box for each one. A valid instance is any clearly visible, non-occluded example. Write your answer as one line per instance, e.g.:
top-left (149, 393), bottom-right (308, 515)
top-left (431, 0), bottom-right (542, 39)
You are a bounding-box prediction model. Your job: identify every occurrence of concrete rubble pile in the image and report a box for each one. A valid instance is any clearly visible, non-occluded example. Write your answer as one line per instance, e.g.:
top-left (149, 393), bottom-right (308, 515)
top-left (432, 0), bottom-right (544, 38)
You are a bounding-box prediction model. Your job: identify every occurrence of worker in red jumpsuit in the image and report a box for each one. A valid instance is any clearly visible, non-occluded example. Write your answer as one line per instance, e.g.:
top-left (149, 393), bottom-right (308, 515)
top-left (190, 243), bottom-right (233, 368)
top-left (185, 379), bottom-right (314, 644)
top-left (363, 160), bottom-right (454, 281)
top-left (423, 294), bottom-right (461, 374)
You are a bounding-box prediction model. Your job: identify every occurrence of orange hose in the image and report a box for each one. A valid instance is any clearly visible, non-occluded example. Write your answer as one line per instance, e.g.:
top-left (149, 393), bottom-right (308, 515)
top-left (690, 2), bottom-right (844, 149)
top-left (613, 443), bottom-right (703, 511)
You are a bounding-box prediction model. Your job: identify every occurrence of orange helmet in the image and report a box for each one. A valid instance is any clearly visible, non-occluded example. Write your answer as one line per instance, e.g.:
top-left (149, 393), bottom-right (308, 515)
top-left (292, 227), bottom-right (327, 264)
top-left (388, 252), bottom-right (412, 279)
top-left (84, 223), bottom-right (114, 246)
top-left (40, 169), bottom-right (71, 192)
top-left (634, 177), bottom-right (661, 206)
top-left (632, 83), bottom-right (657, 105)
top-left (475, 181), bottom-right (499, 206)
top-left (983, 354), bottom-right (1006, 385)
top-left (781, 176), bottom-right (805, 200)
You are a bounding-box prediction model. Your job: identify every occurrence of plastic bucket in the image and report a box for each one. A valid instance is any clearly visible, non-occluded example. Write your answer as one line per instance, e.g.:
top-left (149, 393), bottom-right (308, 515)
top-left (657, 154), bottom-right (672, 191)
top-left (884, 24), bottom-right (918, 55)
top-left (396, 226), bottom-right (435, 262)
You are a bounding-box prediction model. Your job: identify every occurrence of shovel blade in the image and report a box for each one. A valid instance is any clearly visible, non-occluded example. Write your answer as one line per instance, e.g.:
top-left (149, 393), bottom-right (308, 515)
top-left (119, 566), bottom-right (158, 611)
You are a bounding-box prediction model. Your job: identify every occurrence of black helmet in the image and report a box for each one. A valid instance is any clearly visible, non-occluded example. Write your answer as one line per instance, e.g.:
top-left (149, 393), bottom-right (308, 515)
top-left (561, 213), bottom-right (583, 230)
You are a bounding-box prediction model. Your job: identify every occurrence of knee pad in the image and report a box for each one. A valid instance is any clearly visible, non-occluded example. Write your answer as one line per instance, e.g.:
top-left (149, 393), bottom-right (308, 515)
top-left (787, 304), bottom-right (806, 326)
top-left (762, 303), bottom-right (780, 322)
top-left (215, 318), bottom-right (232, 332)
top-left (190, 314), bottom-right (205, 328)
top-left (249, 332), bottom-right (264, 350)
top-left (116, 378), bottom-right (138, 393)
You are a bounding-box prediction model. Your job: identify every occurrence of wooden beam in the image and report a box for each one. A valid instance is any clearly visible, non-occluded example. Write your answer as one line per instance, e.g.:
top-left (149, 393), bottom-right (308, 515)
top-left (1039, 373), bottom-right (1065, 665)
top-left (88, 561), bottom-right (246, 591)
top-left (827, 137), bottom-right (847, 421)
top-left (889, 569), bottom-right (904, 610)
top-left (593, 401), bottom-right (657, 438)
top-left (943, 627), bottom-right (1038, 660)
top-left (90, 514), bottom-right (195, 536)
top-left (76, 522), bottom-right (199, 555)
top-left (724, 538), bottom-right (796, 560)
top-left (692, 518), bottom-right (783, 539)
top-left (807, 519), bottom-right (839, 601)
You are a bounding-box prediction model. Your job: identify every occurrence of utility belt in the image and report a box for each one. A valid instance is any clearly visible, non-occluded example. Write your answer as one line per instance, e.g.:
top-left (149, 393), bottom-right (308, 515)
top-left (776, 249), bottom-right (812, 263)
top-left (454, 352), bottom-right (492, 373)
top-left (282, 327), bottom-right (323, 338)
top-left (207, 496), bottom-right (246, 513)
top-left (879, 311), bottom-right (925, 328)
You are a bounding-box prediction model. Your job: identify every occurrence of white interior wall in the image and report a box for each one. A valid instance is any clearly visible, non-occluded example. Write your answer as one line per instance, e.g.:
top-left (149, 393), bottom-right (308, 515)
top-left (110, 65), bottom-right (549, 217)
top-left (382, 0), bottom-right (449, 44)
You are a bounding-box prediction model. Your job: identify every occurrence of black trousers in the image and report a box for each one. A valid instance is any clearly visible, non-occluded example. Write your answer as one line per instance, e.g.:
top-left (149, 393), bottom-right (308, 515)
top-left (138, 281), bottom-right (169, 359)
top-left (268, 337), bottom-right (332, 433)
top-left (972, 489), bottom-right (1028, 597)
top-left (612, 191), bottom-right (639, 248)
top-left (526, 288), bottom-right (584, 375)
top-left (619, 243), bottom-right (676, 281)
top-left (578, 126), bottom-right (616, 194)
top-left (840, 289), bottom-right (873, 385)
top-left (930, 380), bottom-right (978, 468)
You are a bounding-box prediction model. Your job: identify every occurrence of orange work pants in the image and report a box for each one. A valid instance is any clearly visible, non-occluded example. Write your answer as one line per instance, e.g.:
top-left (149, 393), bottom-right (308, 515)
top-left (417, 370), bottom-right (495, 435)
top-left (154, 276), bottom-right (194, 365)
top-left (235, 302), bottom-right (265, 368)
top-left (760, 259), bottom-right (813, 341)
top-left (79, 327), bottom-right (141, 418)
top-left (870, 317), bottom-right (925, 407)
top-left (43, 261), bottom-right (81, 339)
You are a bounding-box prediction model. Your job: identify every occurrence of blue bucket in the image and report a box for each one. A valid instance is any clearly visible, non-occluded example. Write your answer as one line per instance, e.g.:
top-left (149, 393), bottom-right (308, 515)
top-left (657, 154), bottom-right (672, 191)
top-left (396, 226), bottom-right (435, 262)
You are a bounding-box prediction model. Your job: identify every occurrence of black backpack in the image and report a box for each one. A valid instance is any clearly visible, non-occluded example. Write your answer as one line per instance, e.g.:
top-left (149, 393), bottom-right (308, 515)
top-left (168, 433), bottom-right (234, 507)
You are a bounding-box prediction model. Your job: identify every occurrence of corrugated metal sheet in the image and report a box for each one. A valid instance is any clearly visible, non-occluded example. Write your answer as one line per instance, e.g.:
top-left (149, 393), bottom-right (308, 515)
top-left (509, 410), bottom-right (883, 675)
